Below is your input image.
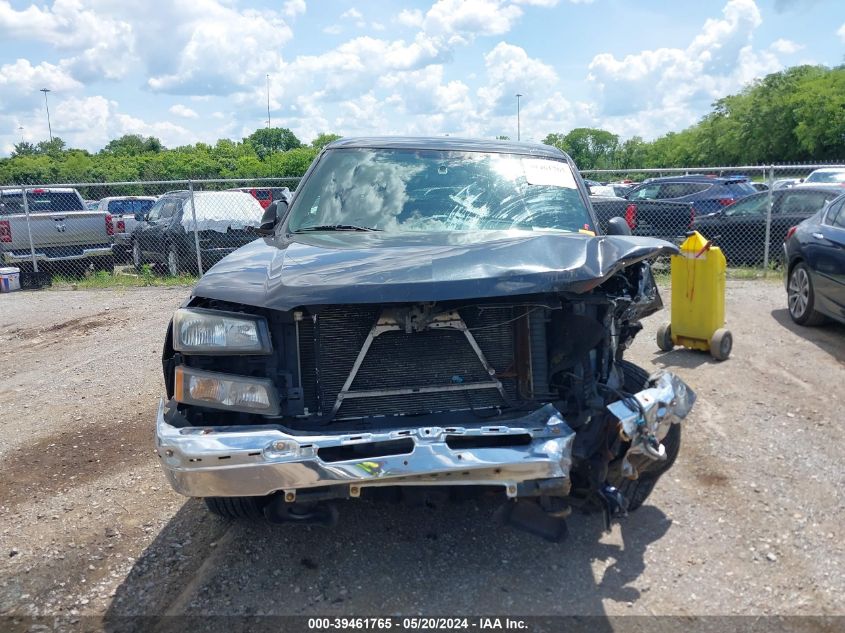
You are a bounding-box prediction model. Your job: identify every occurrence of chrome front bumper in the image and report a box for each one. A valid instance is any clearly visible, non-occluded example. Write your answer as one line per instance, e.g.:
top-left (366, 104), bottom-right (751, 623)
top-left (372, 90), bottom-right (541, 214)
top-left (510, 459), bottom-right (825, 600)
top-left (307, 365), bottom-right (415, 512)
top-left (155, 370), bottom-right (695, 500)
top-left (155, 400), bottom-right (576, 499)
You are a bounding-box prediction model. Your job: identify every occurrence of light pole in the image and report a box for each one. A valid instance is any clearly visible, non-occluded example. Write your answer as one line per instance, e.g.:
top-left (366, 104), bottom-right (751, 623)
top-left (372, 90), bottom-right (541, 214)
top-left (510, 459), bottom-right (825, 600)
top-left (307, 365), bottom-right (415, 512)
top-left (266, 74), bottom-right (271, 129)
top-left (515, 93), bottom-right (523, 141)
top-left (18, 126), bottom-right (24, 144)
top-left (40, 88), bottom-right (53, 142)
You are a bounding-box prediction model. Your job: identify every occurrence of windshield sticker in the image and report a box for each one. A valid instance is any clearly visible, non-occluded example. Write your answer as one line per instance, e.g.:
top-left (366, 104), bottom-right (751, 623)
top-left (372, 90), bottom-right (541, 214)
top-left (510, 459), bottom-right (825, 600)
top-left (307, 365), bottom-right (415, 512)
top-left (523, 159), bottom-right (577, 188)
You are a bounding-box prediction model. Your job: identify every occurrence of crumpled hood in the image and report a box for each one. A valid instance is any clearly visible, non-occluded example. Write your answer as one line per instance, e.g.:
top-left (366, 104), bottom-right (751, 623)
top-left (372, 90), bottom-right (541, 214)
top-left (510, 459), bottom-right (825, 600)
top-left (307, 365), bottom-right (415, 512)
top-left (192, 230), bottom-right (678, 311)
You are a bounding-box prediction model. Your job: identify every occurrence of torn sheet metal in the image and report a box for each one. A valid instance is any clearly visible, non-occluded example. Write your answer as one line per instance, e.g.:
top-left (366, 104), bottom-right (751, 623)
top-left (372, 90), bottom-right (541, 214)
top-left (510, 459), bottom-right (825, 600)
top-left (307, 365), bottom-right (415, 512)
top-left (607, 372), bottom-right (696, 479)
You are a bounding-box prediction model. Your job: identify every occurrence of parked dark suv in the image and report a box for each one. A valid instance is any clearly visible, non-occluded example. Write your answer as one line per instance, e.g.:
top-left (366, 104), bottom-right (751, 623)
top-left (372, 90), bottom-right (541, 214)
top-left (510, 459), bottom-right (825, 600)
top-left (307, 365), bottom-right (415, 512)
top-left (131, 190), bottom-right (265, 276)
top-left (626, 175), bottom-right (757, 215)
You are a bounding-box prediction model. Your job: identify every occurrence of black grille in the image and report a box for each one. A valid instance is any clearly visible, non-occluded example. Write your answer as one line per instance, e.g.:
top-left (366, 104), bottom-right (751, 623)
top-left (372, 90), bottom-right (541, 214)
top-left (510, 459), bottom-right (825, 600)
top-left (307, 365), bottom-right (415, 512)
top-left (298, 304), bottom-right (519, 420)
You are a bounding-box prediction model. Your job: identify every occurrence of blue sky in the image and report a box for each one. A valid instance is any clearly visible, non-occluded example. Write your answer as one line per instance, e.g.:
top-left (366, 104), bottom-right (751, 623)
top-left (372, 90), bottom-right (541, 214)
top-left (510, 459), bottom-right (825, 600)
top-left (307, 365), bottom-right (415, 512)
top-left (0, 0), bottom-right (843, 156)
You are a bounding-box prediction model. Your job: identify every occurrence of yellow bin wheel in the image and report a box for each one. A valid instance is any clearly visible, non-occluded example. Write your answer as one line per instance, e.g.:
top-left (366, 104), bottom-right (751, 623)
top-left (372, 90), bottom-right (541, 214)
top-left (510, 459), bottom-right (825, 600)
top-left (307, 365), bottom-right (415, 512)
top-left (656, 323), bottom-right (674, 352)
top-left (709, 328), bottom-right (732, 361)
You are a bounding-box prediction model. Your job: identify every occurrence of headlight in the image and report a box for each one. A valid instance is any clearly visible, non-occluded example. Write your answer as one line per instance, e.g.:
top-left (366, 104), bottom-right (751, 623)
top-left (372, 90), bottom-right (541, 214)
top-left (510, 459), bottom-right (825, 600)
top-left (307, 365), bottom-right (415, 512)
top-left (172, 308), bottom-right (271, 355)
top-left (174, 366), bottom-right (280, 415)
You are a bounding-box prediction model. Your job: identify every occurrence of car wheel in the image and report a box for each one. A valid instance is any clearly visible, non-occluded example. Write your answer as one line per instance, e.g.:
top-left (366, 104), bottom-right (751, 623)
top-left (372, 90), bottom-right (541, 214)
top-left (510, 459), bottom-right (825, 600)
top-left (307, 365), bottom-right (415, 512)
top-left (132, 240), bottom-right (143, 272)
top-left (166, 243), bottom-right (183, 277)
top-left (204, 496), bottom-right (266, 520)
top-left (788, 262), bottom-right (825, 326)
top-left (609, 360), bottom-right (682, 512)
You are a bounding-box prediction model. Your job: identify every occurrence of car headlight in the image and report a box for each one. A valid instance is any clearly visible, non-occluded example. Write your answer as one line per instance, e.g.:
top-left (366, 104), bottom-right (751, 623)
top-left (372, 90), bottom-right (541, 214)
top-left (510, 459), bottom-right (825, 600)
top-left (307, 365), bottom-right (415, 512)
top-left (172, 308), bottom-right (271, 355)
top-left (174, 366), bottom-right (280, 415)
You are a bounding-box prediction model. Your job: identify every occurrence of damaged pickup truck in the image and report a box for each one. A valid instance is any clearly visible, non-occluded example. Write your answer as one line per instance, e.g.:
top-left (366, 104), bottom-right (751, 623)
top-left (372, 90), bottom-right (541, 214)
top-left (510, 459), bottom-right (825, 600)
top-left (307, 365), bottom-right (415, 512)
top-left (156, 137), bottom-right (695, 540)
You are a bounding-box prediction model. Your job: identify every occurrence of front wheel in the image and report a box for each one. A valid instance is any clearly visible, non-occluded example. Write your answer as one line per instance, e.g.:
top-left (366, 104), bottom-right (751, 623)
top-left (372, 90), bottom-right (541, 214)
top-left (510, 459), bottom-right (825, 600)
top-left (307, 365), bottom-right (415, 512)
top-left (788, 262), bottom-right (825, 326)
top-left (204, 496), bottom-right (266, 520)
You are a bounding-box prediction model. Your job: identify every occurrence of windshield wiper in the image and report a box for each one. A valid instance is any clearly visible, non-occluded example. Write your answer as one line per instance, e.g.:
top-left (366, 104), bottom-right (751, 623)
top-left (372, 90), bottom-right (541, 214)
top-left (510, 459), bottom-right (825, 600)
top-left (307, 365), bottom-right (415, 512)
top-left (293, 224), bottom-right (382, 233)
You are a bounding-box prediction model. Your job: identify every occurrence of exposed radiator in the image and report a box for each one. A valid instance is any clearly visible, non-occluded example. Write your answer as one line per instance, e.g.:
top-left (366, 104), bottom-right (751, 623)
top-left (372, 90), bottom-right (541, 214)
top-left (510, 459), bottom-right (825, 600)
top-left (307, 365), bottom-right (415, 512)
top-left (298, 304), bottom-right (519, 419)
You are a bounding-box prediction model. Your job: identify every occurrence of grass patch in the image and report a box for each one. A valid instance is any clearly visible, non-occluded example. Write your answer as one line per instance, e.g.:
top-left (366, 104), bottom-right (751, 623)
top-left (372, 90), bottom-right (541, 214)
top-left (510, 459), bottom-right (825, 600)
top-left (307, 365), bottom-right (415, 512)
top-left (51, 265), bottom-right (198, 289)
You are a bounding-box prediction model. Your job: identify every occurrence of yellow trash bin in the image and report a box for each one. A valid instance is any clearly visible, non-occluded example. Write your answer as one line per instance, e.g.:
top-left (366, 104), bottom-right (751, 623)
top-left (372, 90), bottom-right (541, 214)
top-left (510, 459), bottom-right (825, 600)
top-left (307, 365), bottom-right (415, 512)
top-left (656, 231), bottom-right (733, 361)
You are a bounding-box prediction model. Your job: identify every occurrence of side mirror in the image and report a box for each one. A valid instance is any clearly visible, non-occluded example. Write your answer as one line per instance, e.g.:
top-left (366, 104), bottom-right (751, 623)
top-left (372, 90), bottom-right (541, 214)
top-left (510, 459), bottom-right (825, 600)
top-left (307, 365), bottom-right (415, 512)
top-left (134, 212), bottom-right (145, 222)
top-left (257, 200), bottom-right (288, 236)
top-left (606, 216), bottom-right (632, 236)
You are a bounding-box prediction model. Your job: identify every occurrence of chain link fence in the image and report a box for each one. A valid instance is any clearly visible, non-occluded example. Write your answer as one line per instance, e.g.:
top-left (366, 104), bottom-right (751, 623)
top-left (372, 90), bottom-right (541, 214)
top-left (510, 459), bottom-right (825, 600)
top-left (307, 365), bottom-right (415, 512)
top-left (582, 163), bottom-right (845, 273)
top-left (0, 177), bottom-right (300, 287)
top-left (1, 164), bottom-right (844, 291)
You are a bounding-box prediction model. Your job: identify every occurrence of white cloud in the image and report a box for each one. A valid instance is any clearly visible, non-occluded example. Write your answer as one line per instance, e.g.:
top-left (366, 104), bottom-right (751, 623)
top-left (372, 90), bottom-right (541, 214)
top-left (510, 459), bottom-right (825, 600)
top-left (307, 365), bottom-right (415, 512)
top-left (341, 8), bottom-right (366, 27)
top-left (0, 59), bottom-right (83, 112)
top-left (323, 24), bottom-right (342, 35)
top-left (144, 4), bottom-right (292, 95)
top-left (770, 38), bottom-right (803, 54)
top-left (282, 0), bottom-right (306, 19)
top-left (396, 9), bottom-right (424, 27)
top-left (0, 1), bottom-right (295, 96)
top-left (169, 104), bottom-right (199, 118)
top-left (837, 22), bottom-right (845, 41)
top-left (0, 0), bottom-right (136, 82)
top-left (2, 95), bottom-right (194, 152)
top-left (423, 0), bottom-right (523, 40)
top-left (587, 0), bottom-right (789, 137)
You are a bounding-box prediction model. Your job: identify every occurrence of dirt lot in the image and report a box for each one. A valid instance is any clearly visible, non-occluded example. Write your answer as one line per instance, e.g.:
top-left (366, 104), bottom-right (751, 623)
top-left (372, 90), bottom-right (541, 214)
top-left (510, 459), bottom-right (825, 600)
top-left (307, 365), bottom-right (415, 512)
top-left (1, 280), bottom-right (843, 624)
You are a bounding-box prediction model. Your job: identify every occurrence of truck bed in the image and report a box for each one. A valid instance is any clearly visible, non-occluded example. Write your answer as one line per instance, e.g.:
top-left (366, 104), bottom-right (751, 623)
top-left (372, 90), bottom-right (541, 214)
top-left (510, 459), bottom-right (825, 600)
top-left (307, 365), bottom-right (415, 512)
top-left (590, 196), bottom-right (694, 241)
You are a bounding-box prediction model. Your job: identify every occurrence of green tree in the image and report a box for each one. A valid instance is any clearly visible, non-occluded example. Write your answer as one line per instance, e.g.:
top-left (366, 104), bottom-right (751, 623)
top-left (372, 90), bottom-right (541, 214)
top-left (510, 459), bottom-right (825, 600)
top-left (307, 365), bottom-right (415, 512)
top-left (102, 134), bottom-right (164, 156)
top-left (311, 133), bottom-right (342, 149)
top-left (11, 142), bottom-right (38, 157)
top-left (245, 127), bottom-right (302, 159)
top-left (36, 137), bottom-right (66, 157)
top-left (543, 128), bottom-right (620, 169)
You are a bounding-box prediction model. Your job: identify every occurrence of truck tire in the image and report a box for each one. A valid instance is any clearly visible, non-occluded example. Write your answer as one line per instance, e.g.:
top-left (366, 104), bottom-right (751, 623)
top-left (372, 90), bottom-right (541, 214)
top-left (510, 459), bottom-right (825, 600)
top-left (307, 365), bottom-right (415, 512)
top-left (611, 360), bottom-right (682, 512)
top-left (204, 496), bottom-right (266, 520)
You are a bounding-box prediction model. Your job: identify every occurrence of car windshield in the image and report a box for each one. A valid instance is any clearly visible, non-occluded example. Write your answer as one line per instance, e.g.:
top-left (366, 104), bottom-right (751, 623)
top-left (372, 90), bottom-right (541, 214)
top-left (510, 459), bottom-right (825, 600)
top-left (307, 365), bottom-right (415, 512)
top-left (805, 170), bottom-right (845, 184)
top-left (107, 199), bottom-right (155, 214)
top-left (287, 148), bottom-right (593, 234)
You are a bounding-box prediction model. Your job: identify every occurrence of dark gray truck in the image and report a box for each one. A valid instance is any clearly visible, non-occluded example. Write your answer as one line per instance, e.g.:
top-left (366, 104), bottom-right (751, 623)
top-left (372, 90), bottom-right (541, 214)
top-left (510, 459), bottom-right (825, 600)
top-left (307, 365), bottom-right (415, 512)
top-left (0, 188), bottom-right (115, 273)
top-left (590, 195), bottom-right (694, 241)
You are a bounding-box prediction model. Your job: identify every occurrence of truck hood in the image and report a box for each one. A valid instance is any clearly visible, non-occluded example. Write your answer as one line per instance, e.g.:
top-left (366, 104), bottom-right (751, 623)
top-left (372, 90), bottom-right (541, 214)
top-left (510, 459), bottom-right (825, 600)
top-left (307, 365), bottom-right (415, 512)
top-left (192, 230), bottom-right (678, 311)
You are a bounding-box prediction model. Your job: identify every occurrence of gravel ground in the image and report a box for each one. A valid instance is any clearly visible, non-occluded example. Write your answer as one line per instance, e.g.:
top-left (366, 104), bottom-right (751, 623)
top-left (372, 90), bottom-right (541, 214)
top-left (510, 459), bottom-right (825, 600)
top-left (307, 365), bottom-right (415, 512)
top-left (0, 280), bottom-right (843, 623)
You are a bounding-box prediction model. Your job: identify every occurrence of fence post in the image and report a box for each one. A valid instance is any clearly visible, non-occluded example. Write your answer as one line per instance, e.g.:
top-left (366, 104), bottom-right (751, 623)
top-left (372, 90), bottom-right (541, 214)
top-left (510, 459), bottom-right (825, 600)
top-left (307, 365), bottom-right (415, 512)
top-left (762, 165), bottom-right (775, 272)
top-left (187, 180), bottom-right (204, 277)
top-left (21, 187), bottom-right (39, 274)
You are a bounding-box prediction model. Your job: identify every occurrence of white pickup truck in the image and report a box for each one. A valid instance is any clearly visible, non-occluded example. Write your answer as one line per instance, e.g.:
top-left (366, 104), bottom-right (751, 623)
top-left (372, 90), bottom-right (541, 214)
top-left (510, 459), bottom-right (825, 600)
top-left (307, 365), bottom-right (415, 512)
top-left (0, 187), bottom-right (115, 273)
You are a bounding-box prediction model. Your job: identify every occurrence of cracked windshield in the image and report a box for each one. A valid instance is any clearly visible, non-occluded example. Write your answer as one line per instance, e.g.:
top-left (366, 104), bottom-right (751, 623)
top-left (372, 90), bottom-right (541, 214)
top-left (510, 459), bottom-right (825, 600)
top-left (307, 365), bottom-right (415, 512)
top-left (287, 148), bottom-right (593, 234)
